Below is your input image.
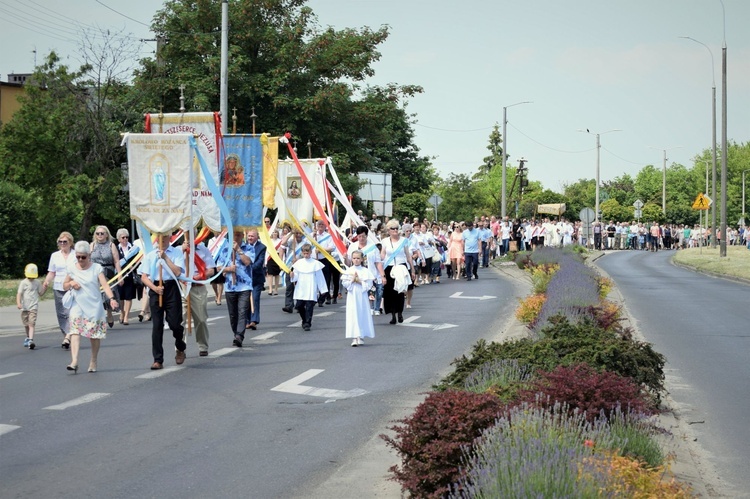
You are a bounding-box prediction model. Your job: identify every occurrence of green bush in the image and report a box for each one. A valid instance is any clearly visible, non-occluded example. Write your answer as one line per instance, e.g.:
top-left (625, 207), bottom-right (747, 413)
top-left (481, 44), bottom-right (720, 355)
top-left (437, 318), bottom-right (665, 399)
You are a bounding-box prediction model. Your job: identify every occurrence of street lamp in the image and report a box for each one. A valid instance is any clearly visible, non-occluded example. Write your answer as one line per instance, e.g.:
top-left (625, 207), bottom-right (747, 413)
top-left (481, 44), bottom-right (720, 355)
top-left (649, 146), bottom-right (682, 216)
top-left (719, 0), bottom-right (728, 257)
top-left (680, 36), bottom-right (718, 248)
top-left (502, 101), bottom-right (532, 218)
top-left (578, 129), bottom-right (622, 222)
top-left (743, 169), bottom-right (750, 228)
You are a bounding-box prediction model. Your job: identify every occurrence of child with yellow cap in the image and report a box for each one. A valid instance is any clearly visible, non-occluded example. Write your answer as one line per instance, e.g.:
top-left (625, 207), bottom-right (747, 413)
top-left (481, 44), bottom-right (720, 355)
top-left (17, 263), bottom-right (46, 349)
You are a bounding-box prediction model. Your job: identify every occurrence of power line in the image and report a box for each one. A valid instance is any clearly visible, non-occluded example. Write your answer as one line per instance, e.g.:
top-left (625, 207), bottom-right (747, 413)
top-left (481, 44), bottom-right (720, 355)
top-left (414, 123), bottom-right (493, 133)
top-left (601, 145), bottom-right (649, 166)
top-left (95, 0), bottom-right (150, 27)
top-left (508, 122), bottom-right (594, 154)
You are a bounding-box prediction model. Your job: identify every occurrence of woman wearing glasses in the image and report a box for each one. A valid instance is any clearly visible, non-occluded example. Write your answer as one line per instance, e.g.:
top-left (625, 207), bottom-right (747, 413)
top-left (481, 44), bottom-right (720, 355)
top-left (90, 226), bottom-right (122, 327)
top-left (62, 241), bottom-right (119, 373)
top-left (43, 231), bottom-right (76, 348)
top-left (115, 228), bottom-right (137, 325)
top-left (380, 220), bottom-right (416, 324)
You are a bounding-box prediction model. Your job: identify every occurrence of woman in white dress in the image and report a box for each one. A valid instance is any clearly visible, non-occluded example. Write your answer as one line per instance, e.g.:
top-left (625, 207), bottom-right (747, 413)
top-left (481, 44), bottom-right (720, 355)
top-left (341, 251), bottom-right (375, 346)
top-left (62, 241), bottom-right (119, 374)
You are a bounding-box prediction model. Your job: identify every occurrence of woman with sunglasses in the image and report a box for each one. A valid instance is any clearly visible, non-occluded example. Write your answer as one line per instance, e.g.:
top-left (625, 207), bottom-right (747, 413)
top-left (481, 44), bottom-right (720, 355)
top-left (62, 241), bottom-right (119, 373)
top-left (43, 231), bottom-right (76, 348)
top-left (90, 226), bottom-right (122, 327)
top-left (115, 228), bottom-right (137, 325)
top-left (380, 220), bottom-right (416, 324)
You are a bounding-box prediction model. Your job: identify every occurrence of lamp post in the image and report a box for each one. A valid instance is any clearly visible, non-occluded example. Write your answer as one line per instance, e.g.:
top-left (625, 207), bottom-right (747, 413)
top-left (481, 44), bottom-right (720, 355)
top-left (649, 146), bottom-right (682, 217)
top-left (743, 169), bottom-right (750, 228)
top-left (578, 129), bottom-right (622, 222)
top-left (502, 101), bottom-right (532, 219)
top-left (680, 36), bottom-right (717, 247)
top-left (719, 0), bottom-right (728, 257)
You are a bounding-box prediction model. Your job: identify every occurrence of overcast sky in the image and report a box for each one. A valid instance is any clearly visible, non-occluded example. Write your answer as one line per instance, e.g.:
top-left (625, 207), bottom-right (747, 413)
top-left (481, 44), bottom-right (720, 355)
top-left (2, 0), bottom-right (748, 193)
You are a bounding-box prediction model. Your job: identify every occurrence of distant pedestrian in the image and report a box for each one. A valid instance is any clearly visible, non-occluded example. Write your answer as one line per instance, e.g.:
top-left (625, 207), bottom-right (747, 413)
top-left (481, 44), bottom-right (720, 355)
top-left (44, 231), bottom-right (76, 349)
top-left (17, 263), bottom-right (46, 349)
top-left (291, 244), bottom-right (328, 331)
top-left (341, 250), bottom-right (375, 346)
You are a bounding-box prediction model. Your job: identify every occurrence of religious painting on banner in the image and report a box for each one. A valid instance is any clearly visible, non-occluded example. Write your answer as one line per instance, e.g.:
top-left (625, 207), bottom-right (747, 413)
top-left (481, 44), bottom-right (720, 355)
top-left (125, 133), bottom-right (193, 234)
top-left (220, 135), bottom-right (263, 229)
top-left (145, 112), bottom-right (222, 230)
top-left (274, 158), bottom-right (326, 228)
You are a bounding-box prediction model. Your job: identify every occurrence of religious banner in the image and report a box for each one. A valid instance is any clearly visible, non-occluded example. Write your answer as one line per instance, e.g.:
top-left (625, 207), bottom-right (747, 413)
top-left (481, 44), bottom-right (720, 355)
top-left (220, 135), bottom-right (263, 229)
top-left (145, 112), bottom-right (222, 230)
top-left (261, 134), bottom-right (279, 208)
top-left (125, 133), bottom-right (193, 234)
top-left (274, 158), bottom-right (326, 228)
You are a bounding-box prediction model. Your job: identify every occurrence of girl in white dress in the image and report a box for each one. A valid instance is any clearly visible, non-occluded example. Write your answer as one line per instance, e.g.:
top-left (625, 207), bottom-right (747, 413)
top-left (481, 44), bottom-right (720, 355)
top-left (341, 251), bottom-right (375, 346)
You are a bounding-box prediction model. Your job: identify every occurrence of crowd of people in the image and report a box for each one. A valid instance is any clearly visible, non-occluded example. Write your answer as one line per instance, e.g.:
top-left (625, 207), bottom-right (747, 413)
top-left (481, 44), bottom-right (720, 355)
top-left (19, 213), bottom-right (748, 372)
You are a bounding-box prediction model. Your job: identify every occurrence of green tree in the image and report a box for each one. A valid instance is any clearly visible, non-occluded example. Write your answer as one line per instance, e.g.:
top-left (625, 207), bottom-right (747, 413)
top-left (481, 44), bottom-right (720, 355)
top-left (0, 42), bottom-right (138, 239)
top-left (562, 178), bottom-right (596, 219)
top-left (394, 192), bottom-right (429, 222)
top-left (135, 0), bottom-right (435, 197)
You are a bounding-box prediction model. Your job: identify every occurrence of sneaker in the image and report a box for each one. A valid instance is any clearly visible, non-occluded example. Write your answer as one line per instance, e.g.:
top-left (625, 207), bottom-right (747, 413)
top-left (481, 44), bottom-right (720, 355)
top-left (406, 304), bottom-right (412, 309)
top-left (29, 340), bottom-right (35, 350)
top-left (23, 338), bottom-right (30, 348)
top-left (351, 339), bottom-right (358, 347)
top-left (374, 311), bottom-right (381, 316)
top-left (357, 337), bottom-right (364, 345)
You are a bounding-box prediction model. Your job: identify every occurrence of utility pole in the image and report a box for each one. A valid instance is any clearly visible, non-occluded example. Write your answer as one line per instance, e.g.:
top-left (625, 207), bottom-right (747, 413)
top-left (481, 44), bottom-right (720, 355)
top-left (219, 0), bottom-right (229, 134)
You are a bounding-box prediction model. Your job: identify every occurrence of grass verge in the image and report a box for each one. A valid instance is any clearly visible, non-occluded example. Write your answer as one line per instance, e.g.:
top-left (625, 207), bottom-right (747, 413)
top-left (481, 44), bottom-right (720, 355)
top-left (671, 245), bottom-right (750, 281)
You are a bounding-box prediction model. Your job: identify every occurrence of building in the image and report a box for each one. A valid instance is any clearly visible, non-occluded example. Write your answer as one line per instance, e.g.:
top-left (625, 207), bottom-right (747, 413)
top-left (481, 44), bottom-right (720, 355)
top-left (0, 73), bottom-right (30, 127)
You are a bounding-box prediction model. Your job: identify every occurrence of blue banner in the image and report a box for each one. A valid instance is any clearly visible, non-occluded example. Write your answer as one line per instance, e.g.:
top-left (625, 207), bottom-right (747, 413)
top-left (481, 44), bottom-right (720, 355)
top-left (220, 135), bottom-right (263, 228)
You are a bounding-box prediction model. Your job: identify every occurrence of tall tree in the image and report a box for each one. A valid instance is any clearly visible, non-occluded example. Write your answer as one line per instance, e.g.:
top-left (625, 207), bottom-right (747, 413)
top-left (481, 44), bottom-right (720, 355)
top-left (0, 31), bottom-right (140, 239)
top-left (133, 0), bottom-right (435, 198)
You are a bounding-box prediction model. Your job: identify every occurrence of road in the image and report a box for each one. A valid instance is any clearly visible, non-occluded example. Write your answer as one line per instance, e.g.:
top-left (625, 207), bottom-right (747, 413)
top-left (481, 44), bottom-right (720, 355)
top-left (597, 250), bottom-right (750, 498)
top-left (0, 266), bottom-right (523, 498)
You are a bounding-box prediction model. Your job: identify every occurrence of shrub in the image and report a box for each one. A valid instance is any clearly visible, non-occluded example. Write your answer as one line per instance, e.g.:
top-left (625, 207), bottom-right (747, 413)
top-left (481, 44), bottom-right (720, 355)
top-left (463, 359), bottom-right (534, 403)
top-left (451, 403), bottom-right (619, 498)
top-left (596, 275), bottom-right (614, 298)
top-left (438, 319), bottom-right (665, 398)
top-left (515, 293), bottom-right (546, 325)
top-left (381, 390), bottom-right (504, 498)
top-left (582, 452), bottom-right (692, 497)
top-left (518, 363), bottom-right (657, 422)
top-left (530, 263), bottom-right (558, 294)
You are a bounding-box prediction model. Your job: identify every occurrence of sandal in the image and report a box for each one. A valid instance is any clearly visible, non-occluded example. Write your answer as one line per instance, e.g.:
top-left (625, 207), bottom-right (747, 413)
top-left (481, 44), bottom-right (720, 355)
top-left (62, 338), bottom-right (71, 349)
top-left (138, 313), bottom-right (143, 322)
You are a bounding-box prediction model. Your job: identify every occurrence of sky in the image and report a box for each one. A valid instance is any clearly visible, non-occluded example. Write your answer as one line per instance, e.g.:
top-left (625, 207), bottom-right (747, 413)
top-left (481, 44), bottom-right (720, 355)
top-left (1, 0), bottom-right (748, 194)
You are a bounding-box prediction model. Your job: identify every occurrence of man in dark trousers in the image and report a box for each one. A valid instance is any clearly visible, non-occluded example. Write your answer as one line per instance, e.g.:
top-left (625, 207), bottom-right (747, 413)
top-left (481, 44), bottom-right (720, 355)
top-left (245, 228), bottom-right (266, 330)
top-left (140, 234), bottom-right (186, 370)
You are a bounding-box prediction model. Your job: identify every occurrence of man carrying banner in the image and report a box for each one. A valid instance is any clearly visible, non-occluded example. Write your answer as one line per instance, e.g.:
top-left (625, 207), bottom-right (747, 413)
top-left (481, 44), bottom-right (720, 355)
top-left (244, 228), bottom-right (266, 331)
top-left (140, 235), bottom-right (187, 370)
top-left (218, 231), bottom-right (252, 348)
top-left (182, 239), bottom-right (216, 357)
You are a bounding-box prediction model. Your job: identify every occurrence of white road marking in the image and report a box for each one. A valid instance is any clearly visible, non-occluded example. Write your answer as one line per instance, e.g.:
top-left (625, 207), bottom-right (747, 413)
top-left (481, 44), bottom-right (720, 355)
top-left (398, 315), bottom-right (458, 331)
top-left (207, 347), bottom-right (236, 358)
top-left (0, 372), bottom-right (22, 380)
top-left (43, 393), bottom-right (111, 410)
top-left (449, 291), bottom-right (497, 300)
top-left (271, 369), bottom-right (368, 399)
top-left (252, 331), bottom-right (284, 341)
top-left (206, 316), bottom-right (226, 322)
top-left (0, 424), bottom-right (21, 436)
top-left (135, 366), bottom-right (185, 379)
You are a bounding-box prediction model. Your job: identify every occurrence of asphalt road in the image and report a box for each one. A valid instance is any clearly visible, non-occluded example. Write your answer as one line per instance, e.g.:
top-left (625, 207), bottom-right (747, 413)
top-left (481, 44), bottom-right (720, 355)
top-left (597, 249), bottom-right (750, 498)
top-left (0, 265), bottom-right (523, 499)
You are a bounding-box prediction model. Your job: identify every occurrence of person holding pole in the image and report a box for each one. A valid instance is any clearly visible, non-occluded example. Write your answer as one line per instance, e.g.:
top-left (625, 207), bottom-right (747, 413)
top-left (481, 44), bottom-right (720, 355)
top-left (218, 230), bottom-right (252, 348)
top-left (182, 237), bottom-right (216, 357)
top-left (139, 234), bottom-right (186, 370)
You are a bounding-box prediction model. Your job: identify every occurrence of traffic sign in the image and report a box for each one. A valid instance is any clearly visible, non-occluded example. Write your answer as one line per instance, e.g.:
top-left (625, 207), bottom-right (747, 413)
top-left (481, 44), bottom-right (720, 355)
top-left (691, 193), bottom-right (712, 211)
top-left (429, 194), bottom-right (443, 206)
top-left (579, 207), bottom-right (595, 224)
top-left (634, 209), bottom-right (642, 219)
top-left (633, 199), bottom-right (644, 209)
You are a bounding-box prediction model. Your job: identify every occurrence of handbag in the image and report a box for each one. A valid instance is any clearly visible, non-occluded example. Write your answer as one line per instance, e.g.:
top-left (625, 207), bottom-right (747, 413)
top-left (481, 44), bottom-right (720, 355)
top-left (62, 289), bottom-right (75, 309)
